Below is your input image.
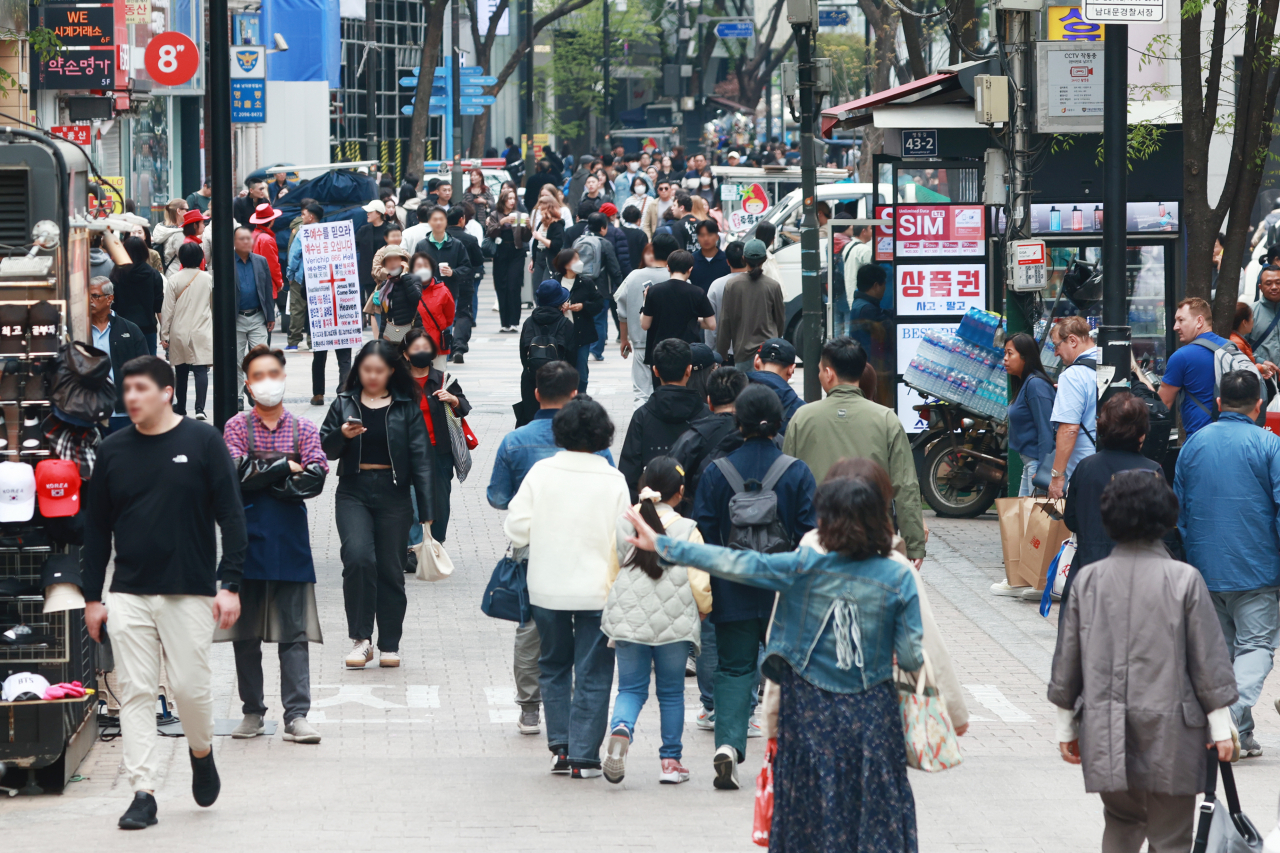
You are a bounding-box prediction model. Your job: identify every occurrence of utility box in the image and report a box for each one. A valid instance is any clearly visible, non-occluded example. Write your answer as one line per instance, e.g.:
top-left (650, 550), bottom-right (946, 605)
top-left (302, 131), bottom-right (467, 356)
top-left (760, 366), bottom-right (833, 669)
top-left (983, 147), bottom-right (1008, 205)
top-left (786, 0), bottom-right (817, 24)
top-left (974, 75), bottom-right (1009, 124)
top-left (1008, 239), bottom-right (1049, 291)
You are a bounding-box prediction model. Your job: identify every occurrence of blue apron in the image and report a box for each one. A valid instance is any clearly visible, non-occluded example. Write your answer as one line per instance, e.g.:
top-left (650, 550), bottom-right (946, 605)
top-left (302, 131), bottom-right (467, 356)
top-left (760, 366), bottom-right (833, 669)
top-left (241, 415), bottom-right (316, 584)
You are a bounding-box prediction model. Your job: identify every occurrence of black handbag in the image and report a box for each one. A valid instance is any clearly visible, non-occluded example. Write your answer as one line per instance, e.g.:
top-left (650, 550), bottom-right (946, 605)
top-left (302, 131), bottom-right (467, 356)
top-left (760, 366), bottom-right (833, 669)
top-left (481, 551), bottom-right (530, 624)
top-left (49, 340), bottom-right (116, 424)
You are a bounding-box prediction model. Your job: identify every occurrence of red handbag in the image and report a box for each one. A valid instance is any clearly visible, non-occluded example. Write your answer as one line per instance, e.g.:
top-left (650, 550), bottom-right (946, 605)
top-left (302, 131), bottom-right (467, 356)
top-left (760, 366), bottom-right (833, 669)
top-left (752, 737), bottom-right (777, 847)
top-left (462, 418), bottom-right (478, 450)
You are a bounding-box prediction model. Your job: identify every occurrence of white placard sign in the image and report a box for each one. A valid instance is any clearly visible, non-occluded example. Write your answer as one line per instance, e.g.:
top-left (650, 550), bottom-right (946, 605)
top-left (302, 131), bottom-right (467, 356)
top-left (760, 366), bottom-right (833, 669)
top-left (895, 263), bottom-right (986, 316)
top-left (1082, 0), bottom-right (1164, 23)
top-left (299, 221), bottom-right (365, 351)
top-left (897, 322), bottom-right (958, 432)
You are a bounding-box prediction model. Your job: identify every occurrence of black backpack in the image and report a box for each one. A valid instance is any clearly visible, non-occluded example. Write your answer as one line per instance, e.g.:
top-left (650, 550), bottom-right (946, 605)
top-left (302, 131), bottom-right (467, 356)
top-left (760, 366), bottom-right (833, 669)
top-left (526, 320), bottom-right (563, 371)
top-left (712, 455), bottom-right (798, 554)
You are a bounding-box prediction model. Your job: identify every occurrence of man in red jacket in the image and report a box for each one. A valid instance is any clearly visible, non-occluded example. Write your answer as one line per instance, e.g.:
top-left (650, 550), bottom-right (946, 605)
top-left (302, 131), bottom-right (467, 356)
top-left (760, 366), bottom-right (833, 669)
top-left (249, 203), bottom-right (285, 344)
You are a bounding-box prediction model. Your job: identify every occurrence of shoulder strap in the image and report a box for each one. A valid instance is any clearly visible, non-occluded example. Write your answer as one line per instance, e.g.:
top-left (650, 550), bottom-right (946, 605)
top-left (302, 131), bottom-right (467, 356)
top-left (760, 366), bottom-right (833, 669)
top-left (243, 413), bottom-right (255, 456)
top-left (1190, 337), bottom-right (1222, 353)
top-left (1249, 305), bottom-right (1280, 350)
top-left (760, 454), bottom-right (797, 492)
top-left (292, 413), bottom-right (300, 455)
top-left (1069, 357), bottom-right (1097, 372)
top-left (418, 292), bottom-right (444, 333)
top-left (711, 457), bottom-right (747, 494)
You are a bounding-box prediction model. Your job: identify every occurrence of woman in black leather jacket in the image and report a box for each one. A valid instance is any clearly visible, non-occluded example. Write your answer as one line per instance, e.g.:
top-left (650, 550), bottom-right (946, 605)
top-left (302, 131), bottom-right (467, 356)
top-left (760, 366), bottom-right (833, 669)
top-left (319, 340), bottom-right (433, 670)
top-left (402, 328), bottom-right (470, 548)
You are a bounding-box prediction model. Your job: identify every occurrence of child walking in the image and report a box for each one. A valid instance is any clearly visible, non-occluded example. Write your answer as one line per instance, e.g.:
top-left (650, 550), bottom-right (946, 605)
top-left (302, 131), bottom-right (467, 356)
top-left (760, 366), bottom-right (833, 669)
top-left (602, 456), bottom-right (712, 784)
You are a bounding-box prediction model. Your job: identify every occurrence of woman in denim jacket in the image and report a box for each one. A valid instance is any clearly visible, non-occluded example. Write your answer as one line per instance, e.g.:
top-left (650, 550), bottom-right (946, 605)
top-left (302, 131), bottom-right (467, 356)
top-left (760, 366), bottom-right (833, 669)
top-left (623, 476), bottom-right (925, 853)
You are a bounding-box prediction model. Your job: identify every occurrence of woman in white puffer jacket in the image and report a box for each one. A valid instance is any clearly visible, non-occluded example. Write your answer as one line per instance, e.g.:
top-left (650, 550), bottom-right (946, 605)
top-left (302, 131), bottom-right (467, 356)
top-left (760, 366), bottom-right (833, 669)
top-left (602, 456), bottom-right (712, 786)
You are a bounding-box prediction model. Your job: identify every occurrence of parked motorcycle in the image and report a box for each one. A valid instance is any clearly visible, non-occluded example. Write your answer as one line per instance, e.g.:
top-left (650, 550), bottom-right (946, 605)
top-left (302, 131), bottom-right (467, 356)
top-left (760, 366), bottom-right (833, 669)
top-left (910, 398), bottom-right (1008, 518)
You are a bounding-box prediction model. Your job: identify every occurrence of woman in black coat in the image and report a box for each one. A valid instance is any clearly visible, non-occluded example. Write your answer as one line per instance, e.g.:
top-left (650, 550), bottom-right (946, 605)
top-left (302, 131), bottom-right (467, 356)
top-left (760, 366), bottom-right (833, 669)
top-left (551, 247), bottom-right (604, 394)
top-left (110, 235), bottom-right (165, 354)
top-left (402, 329), bottom-right (470, 546)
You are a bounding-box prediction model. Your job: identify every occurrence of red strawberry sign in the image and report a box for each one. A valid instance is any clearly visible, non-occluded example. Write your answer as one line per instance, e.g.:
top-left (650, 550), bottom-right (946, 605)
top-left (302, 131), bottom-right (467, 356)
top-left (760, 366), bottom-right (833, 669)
top-left (741, 183), bottom-right (770, 215)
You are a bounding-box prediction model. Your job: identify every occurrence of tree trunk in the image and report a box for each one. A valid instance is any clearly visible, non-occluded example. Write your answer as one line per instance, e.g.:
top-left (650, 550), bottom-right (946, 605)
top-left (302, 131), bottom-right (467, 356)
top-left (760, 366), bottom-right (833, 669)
top-left (409, 0), bottom-right (450, 178)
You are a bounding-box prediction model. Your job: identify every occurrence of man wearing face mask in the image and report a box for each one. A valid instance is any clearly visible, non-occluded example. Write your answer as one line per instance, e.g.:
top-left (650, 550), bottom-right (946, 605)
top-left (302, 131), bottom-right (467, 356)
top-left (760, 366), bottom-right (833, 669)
top-left (220, 345), bottom-right (329, 745)
top-left (613, 154), bottom-right (652, 206)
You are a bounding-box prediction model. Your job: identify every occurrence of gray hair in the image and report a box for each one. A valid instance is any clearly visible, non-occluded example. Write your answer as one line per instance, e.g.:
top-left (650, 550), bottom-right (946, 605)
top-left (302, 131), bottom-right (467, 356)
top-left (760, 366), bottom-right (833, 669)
top-left (90, 276), bottom-right (113, 296)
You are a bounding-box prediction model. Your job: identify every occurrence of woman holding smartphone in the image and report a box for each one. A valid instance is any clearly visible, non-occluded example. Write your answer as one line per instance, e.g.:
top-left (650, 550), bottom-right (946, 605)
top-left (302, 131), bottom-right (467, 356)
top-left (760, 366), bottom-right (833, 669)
top-left (320, 340), bottom-right (434, 669)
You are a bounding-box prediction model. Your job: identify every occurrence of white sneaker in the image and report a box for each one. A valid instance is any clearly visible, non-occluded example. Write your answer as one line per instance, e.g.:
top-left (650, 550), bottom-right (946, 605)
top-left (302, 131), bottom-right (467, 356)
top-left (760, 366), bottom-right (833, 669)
top-left (660, 759), bottom-right (690, 784)
top-left (696, 707), bottom-right (715, 731)
top-left (747, 713), bottom-right (763, 738)
top-left (990, 580), bottom-right (1031, 597)
top-left (603, 726), bottom-right (629, 784)
top-left (712, 745), bottom-right (740, 790)
top-left (685, 656), bottom-right (697, 677)
top-left (379, 650), bottom-right (401, 668)
top-left (344, 639), bottom-right (373, 668)
top-left (491, 301), bottom-right (500, 312)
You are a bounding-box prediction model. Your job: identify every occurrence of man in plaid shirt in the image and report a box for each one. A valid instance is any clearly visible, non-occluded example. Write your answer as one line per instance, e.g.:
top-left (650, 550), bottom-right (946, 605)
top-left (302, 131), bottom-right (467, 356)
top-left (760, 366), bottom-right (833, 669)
top-left (219, 345), bottom-right (328, 745)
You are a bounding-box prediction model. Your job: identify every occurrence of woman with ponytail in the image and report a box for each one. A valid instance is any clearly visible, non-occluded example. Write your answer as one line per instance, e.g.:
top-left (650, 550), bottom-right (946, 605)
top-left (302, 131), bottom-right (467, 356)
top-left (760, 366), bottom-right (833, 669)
top-left (602, 456), bottom-right (712, 785)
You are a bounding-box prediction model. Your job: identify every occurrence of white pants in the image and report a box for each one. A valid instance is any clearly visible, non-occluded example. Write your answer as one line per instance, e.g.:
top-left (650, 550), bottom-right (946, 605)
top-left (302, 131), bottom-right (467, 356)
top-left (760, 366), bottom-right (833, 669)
top-left (235, 310), bottom-right (269, 392)
top-left (110, 593), bottom-right (216, 792)
top-left (630, 349), bottom-right (652, 408)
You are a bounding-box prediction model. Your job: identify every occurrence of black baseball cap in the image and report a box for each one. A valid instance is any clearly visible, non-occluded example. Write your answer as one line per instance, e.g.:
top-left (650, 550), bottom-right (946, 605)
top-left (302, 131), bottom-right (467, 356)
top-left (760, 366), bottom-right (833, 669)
top-left (0, 304), bottom-right (27, 355)
top-left (40, 552), bottom-right (82, 589)
top-left (757, 337), bottom-right (796, 366)
top-left (27, 302), bottom-right (60, 355)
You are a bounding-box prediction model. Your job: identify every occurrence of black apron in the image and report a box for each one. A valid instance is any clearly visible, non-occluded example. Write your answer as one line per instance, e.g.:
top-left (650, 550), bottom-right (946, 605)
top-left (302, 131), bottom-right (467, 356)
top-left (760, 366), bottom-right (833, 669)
top-left (242, 416), bottom-right (316, 584)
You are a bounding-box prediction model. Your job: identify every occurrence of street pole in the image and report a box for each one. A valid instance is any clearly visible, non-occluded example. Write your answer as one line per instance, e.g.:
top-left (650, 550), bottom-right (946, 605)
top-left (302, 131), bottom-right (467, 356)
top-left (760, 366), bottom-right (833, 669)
top-left (602, 0), bottom-right (610, 152)
top-left (676, 0), bottom-right (687, 149)
top-left (451, 0), bottom-right (463, 194)
top-left (763, 47), bottom-right (771, 144)
top-left (210, 0), bottom-right (236, 427)
top-left (795, 19), bottom-right (821, 402)
top-left (365, 0), bottom-right (377, 167)
top-left (521, 0), bottom-right (534, 189)
top-left (1099, 23), bottom-right (1130, 380)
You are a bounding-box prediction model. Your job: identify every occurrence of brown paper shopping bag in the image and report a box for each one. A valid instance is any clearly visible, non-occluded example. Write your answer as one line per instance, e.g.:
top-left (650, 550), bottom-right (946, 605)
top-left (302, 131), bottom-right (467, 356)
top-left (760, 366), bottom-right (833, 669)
top-left (996, 497), bottom-right (1034, 587)
top-left (1020, 499), bottom-right (1068, 590)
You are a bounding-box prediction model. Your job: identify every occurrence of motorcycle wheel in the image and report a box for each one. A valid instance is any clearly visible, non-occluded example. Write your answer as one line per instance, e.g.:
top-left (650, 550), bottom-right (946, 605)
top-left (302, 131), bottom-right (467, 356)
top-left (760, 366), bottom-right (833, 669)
top-left (920, 439), bottom-right (1002, 518)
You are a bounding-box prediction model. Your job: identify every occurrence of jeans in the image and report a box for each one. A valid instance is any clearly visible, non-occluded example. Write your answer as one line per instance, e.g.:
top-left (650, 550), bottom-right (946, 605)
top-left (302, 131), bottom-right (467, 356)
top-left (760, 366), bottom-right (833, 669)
top-left (1018, 454), bottom-right (1040, 497)
top-left (714, 617), bottom-right (769, 762)
top-left (287, 279), bottom-right (309, 346)
top-left (233, 639), bottom-right (311, 722)
top-left (1211, 587), bottom-right (1280, 736)
top-left (696, 622), bottom-right (718, 710)
top-left (575, 344), bottom-right (590, 394)
top-left (143, 331), bottom-right (158, 356)
top-left (530, 605), bottom-right (615, 767)
top-left (471, 275), bottom-right (480, 323)
top-left (610, 640), bottom-right (689, 760)
top-left (407, 456), bottom-right (452, 545)
top-left (336, 471), bottom-right (413, 651)
top-left (311, 347), bottom-right (352, 397)
top-left (173, 364), bottom-right (208, 415)
top-left (589, 302), bottom-right (608, 359)
top-left (493, 253), bottom-right (525, 328)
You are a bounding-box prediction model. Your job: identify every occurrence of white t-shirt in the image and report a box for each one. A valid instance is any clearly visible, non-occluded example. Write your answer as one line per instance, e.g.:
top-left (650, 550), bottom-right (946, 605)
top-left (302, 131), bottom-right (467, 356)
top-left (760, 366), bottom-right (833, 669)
top-left (615, 266), bottom-right (670, 348)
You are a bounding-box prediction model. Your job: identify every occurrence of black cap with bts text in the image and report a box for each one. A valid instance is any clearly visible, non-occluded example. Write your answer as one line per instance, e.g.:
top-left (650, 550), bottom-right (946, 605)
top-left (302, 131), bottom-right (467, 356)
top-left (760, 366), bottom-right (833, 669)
top-left (756, 337), bottom-right (796, 366)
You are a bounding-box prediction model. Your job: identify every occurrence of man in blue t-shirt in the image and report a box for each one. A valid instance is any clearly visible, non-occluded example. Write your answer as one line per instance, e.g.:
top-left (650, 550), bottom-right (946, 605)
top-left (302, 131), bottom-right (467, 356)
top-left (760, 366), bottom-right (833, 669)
top-left (1047, 316), bottom-right (1099, 499)
top-left (1159, 297), bottom-right (1229, 438)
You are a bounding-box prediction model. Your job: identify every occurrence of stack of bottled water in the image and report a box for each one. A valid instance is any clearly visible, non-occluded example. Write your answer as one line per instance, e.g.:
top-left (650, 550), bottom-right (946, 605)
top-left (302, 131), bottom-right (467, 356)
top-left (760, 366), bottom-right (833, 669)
top-left (957, 308), bottom-right (1005, 350)
top-left (904, 324), bottom-right (1009, 420)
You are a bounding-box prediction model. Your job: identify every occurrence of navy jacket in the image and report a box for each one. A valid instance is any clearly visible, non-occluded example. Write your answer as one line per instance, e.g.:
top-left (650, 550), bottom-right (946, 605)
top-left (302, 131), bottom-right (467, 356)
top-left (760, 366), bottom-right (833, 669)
top-left (692, 437), bottom-right (817, 623)
top-left (748, 370), bottom-right (804, 436)
top-left (1008, 374), bottom-right (1056, 461)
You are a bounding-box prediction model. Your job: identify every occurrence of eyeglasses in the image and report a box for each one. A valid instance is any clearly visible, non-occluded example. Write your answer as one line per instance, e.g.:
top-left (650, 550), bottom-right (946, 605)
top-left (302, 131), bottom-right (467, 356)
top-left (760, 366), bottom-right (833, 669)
top-left (89, 293), bottom-right (109, 301)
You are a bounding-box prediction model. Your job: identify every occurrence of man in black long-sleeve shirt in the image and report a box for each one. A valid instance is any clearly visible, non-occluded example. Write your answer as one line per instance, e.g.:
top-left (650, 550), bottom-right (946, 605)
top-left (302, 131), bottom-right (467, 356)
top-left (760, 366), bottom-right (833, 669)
top-left (83, 356), bottom-right (247, 831)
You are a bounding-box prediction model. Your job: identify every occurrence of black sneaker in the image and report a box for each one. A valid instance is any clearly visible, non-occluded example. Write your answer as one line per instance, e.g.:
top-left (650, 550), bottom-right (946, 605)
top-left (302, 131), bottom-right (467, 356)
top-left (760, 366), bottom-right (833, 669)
top-left (189, 749), bottom-right (220, 807)
top-left (549, 749), bottom-right (571, 775)
top-left (118, 791), bottom-right (158, 829)
top-left (405, 550), bottom-right (417, 573)
top-left (451, 352), bottom-right (465, 364)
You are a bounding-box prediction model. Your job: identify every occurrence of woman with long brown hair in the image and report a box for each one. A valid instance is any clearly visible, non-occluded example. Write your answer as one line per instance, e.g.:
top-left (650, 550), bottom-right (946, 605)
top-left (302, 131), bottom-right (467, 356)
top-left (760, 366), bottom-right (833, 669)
top-left (486, 187), bottom-right (529, 333)
top-left (603, 456), bottom-right (712, 785)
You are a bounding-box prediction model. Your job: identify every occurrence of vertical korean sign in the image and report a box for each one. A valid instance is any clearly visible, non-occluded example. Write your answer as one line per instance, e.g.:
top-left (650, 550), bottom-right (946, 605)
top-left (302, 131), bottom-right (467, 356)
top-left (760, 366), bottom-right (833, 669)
top-left (299, 222), bottom-right (365, 351)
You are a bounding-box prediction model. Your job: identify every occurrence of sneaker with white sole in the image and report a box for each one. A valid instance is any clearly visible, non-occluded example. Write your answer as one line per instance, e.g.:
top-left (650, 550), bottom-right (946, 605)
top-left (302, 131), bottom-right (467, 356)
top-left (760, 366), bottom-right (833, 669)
top-left (1239, 732), bottom-right (1264, 758)
top-left (344, 639), bottom-right (373, 668)
top-left (696, 707), bottom-right (715, 730)
top-left (379, 650), bottom-right (401, 667)
top-left (550, 750), bottom-right (571, 774)
top-left (660, 759), bottom-right (690, 784)
top-left (685, 656), bottom-right (697, 677)
top-left (747, 712), bottom-right (763, 738)
top-left (230, 713), bottom-right (264, 739)
top-left (603, 725), bottom-right (630, 783)
top-left (990, 580), bottom-right (1031, 597)
top-left (517, 708), bottom-right (541, 734)
top-left (713, 745), bottom-right (740, 790)
top-left (571, 766), bottom-right (602, 779)
top-left (283, 717), bottom-right (321, 744)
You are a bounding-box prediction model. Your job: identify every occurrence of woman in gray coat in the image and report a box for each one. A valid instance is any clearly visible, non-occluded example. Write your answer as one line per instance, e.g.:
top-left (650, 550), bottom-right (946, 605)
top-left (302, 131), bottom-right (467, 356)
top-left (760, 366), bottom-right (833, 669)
top-left (1049, 471), bottom-right (1238, 853)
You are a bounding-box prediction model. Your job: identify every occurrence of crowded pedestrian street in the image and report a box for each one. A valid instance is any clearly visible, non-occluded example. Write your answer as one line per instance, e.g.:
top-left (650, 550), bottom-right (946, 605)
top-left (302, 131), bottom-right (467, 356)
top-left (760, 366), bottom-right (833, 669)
top-left (0, 270), bottom-right (1274, 851)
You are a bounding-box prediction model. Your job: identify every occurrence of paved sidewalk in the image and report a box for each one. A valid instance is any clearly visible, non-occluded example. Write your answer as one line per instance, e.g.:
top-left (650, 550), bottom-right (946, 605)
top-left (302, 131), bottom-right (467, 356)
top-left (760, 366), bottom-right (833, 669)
top-left (0, 279), bottom-right (1276, 851)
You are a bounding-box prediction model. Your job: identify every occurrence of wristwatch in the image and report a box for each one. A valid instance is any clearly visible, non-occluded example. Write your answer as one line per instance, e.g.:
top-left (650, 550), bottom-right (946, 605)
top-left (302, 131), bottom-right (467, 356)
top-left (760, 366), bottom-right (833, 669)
top-left (220, 581), bottom-right (241, 594)
top-left (1050, 468), bottom-right (1064, 479)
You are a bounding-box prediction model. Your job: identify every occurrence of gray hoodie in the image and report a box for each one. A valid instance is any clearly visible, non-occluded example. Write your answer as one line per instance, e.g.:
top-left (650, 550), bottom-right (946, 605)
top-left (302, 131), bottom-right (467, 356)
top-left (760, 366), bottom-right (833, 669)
top-left (89, 248), bottom-right (113, 281)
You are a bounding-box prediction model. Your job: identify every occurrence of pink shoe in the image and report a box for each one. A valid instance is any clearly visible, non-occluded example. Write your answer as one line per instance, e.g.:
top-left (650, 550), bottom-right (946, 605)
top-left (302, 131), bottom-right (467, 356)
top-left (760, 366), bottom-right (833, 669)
top-left (660, 759), bottom-right (690, 784)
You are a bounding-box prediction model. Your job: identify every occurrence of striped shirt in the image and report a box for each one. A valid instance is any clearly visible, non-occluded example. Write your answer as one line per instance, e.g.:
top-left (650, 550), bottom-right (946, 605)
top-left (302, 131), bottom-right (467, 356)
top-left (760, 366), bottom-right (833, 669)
top-left (223, 410), bottom-right (328, 470)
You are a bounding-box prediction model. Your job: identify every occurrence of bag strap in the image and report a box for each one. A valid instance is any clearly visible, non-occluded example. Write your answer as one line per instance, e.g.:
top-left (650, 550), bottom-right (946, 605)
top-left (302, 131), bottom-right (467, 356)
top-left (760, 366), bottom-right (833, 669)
top-left (292, 413), bottom-right (300, 456)
top-left (1190, 337), bottom-right (1222, 354)
top-left (244, 413), bottom-right (255, 456)
top-left (1192, 758), bottom-right (1217, 853)
top-left (759, 454), bottom-right (797, 493)
top-left (1249, 306), bottom-right (1280, 350)
top-left (418, 291), bottom-right (445, 334)
top-left (1219, 759), bottom-right (1265, 844)
top-left (712, 457), bottom-right (748, 494)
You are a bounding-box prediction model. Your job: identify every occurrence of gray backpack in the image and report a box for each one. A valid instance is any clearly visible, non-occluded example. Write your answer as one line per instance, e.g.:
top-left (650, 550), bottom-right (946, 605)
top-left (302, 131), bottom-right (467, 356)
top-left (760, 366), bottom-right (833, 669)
top-left (571, 233), bottom-right (604, 280)
top-left (712, 454), bottom-right (798, 554)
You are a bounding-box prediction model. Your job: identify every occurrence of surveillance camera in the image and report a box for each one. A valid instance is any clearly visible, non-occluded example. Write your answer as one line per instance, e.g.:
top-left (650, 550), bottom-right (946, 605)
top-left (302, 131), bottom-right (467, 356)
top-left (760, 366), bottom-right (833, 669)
top-left (273, 33), bottom-right (288, 51)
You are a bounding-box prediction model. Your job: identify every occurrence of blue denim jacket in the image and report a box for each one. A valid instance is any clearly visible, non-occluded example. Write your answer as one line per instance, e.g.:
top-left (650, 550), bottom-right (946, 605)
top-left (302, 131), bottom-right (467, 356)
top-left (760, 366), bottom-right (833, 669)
top-left (655, 536), bottom-right (924, 693)
top-left (486, 409), bottom-right (615, 509)
top-left (1175, 411), bottom-right (1280, 592)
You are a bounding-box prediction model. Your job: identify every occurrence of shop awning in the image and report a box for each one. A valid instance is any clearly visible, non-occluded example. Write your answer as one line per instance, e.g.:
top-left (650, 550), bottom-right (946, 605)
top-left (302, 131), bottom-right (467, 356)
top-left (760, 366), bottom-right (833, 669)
top-left (821, 71), bottom-right (961, 137)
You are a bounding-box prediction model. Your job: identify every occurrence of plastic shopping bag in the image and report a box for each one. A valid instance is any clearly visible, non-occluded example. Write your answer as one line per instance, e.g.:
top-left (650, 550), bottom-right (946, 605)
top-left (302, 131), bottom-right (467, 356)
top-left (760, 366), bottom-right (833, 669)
top-left (752, 738), bottom-right (777, 847)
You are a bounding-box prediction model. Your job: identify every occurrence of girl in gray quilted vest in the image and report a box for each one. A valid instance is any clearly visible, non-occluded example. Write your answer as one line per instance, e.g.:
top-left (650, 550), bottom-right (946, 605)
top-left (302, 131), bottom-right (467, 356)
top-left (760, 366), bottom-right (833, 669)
top-left (602, 456), bottom-right (712, 785)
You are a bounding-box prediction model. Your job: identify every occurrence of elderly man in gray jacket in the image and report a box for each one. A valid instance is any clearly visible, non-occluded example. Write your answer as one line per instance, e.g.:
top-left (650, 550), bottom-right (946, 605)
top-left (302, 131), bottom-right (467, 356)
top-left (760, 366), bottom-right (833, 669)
top-left (231, 225), bottom-right (276, 407)
top-left (1049, 471), bottom-right (1237, 853)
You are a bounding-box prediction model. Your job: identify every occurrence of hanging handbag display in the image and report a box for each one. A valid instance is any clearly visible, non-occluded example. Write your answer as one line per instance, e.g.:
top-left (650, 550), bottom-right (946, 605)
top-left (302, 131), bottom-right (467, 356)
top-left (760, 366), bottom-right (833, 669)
top-left (896, 650), bottom-right (963, 773)
top-left (50, 340), bottom-right (116, 425)
top-left (481, 549), bottom-right (530, 623)
top-left (441, 370), bottom-right (473, 481)
top-left (751, 737), bottom-right (777, 847)
top-left (412, 524), bottom-right (455, 582)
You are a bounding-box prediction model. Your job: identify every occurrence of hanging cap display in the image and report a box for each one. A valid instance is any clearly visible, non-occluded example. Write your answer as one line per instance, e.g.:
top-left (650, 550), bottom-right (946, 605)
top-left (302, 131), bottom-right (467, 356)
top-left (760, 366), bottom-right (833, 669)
top-left (0, 460), bottom-right (35, 522)
top-left (35, 459), bottom-right (80, 518)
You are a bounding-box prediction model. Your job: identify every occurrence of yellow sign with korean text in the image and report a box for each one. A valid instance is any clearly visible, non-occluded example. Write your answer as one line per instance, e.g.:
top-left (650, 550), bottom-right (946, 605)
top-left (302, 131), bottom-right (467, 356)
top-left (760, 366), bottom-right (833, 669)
top-left (1048, 6), bottom-right (1105, 40)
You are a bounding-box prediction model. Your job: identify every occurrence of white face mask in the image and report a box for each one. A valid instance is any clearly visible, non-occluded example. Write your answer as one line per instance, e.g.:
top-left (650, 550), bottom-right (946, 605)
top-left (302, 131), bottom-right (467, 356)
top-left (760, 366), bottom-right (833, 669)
top-left (384, 263), bottom-right (403, 277)
top-left (627, 162), bottom-right (638, 172)
top-left (570, 260), bottom-right (585, 274)
top-left (415, 264), bottom-right (433, 279)
top-left (700, 176), bottom-right (712, 186)
top-left (249, 378), bottom-right (286, 408)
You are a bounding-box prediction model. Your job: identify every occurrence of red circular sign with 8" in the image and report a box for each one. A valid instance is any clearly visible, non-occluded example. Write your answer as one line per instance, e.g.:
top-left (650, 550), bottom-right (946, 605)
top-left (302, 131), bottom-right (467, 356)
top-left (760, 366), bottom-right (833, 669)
top-left (144, 32), bottom-right (200, 87)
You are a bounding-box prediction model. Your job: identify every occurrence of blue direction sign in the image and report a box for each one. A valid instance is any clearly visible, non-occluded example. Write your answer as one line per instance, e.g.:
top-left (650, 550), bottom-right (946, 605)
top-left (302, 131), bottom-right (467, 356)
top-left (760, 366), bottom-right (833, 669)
top-left (460, 65), bottom-right (481, 75)
top-left (460, 95), bottom-right (495, 106)
top-left (461, 85), bottom-right (485, 96)
top-left (461, 105), bottom-right (485, 115)
top-left (429, 95), bottom-right (448, 106)
top-left (469, 75), bottom-right (498, 86)
top-left (401, 104), bottom-right (449, 116)
top-left (818, 8), bottom-right (850, 26)
top-left (714, 20), bottom-right (754, 38)
top-left (400, 76), bottom-right (421, 87)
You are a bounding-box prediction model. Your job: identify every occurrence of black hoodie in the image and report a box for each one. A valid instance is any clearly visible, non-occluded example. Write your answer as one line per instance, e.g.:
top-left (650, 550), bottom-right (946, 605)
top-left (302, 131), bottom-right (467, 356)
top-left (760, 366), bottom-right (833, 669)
top-left (669, 411), bottom-right (744, 513)
top-left (619, 383), bottom-right (709, 498)
top-left (514, 304), bottom-right (578, 427)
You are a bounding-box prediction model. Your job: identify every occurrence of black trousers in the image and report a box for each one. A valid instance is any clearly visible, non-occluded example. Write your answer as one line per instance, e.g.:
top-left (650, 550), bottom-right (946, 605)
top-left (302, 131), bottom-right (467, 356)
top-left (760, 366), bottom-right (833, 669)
top-left (233, 640), bottom-right (310, 722)
top-left (335, 471), bottom-right (413, 651)
top-left (448, 277), bottom-right (474, 352)
top-left (493, 253), bottom-right (525, 328)
top-left (173, 364), bottom-right (208, 415)
top-left (312, 347), bottom-right (352, 396)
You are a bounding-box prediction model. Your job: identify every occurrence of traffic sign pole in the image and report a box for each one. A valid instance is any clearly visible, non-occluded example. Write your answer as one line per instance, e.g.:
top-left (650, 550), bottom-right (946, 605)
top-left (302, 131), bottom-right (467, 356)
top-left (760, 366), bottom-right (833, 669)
top-left (1099, 23), bottom-right (1130, 382)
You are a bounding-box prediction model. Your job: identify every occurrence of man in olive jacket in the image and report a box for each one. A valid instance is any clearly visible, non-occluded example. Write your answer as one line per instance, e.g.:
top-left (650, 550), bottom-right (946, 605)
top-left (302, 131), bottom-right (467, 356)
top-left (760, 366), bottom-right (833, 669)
top-left (782, 336), bottom-right (926, 562)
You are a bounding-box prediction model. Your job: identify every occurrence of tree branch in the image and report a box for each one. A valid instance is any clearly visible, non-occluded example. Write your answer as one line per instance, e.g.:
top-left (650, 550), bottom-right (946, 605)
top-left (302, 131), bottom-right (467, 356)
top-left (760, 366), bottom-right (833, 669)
top-left (492, 0), bottom-right (596, 90)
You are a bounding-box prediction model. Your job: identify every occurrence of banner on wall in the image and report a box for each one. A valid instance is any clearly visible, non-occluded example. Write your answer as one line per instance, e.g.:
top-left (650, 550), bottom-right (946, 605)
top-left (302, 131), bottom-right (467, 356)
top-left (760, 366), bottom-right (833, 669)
top-left (894, 205), bottom-right (986, 257)
top-left (299, 221), bottom-right (365, 351)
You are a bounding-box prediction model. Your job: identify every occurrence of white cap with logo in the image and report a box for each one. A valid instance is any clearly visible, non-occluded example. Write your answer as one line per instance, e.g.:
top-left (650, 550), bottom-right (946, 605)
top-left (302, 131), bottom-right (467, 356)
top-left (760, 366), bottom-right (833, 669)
top-left (0, 461), bottom-right (35, 522)
top-left (1, 672), bottom-right (50, 702)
